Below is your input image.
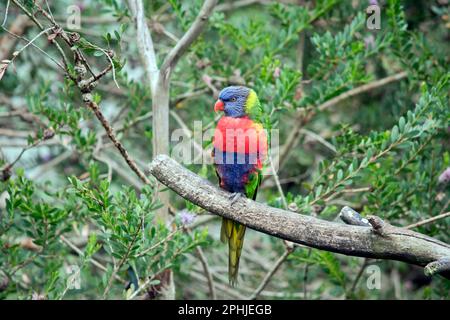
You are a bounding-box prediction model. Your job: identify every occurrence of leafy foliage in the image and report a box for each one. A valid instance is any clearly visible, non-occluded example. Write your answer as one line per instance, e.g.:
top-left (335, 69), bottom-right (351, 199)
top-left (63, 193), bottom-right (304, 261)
top-left (0, 0), bottom-right (448, 299)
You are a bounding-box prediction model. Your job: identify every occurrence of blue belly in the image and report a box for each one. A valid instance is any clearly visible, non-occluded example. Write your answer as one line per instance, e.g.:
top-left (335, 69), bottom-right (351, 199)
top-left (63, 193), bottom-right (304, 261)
top-left (214, 150), bottom-right (258, 193)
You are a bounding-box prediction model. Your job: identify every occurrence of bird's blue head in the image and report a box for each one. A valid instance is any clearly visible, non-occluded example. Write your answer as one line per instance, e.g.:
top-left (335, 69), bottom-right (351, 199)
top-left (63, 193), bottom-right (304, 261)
top-left (214, 86), bottom-right (251, 118)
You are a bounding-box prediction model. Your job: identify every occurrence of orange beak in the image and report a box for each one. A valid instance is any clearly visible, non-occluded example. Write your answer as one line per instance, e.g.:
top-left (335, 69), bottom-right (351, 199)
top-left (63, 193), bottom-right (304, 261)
top-left (214, 99), bottom-right (224, 112)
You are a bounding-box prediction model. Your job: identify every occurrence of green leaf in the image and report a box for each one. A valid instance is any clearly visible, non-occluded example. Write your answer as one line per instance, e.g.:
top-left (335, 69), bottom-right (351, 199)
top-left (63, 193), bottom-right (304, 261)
top-left (399, 116), bottom-right (406, 132)
top-left (337, 169), bottom-right (343, 180)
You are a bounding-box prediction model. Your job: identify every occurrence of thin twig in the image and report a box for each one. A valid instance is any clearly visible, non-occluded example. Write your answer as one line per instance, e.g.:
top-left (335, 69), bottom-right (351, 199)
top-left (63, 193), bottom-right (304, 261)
top-left (0, 135), bottom-right (48, 173)
top-left (215, 0), bottom-right (270, 11)
top-left (194, 245), bottom-right (216, 300)
top-left (11, 0), bottom-right (70, 70)
top-left (127, 275), bottom-right (156, 300)
top-left (303, 248), bottom-right (312, 299)
top-left (170, 110), bottom-right (206, 162)
top-left (248, 248), bottom-right (292, 300)
top-left (60, 235), bottom-right (125, 284)
top-left (1, 0), bottom-right (11, 27)
top-left (269, 154), bottom-right (288, 209)
top-left (300, 128), bottom-right (337, 153)
top-left (43, 0), bottom-right (55, 21)
top-left (159, 0), bottom-right (218, 78)
top-left (136, 229), bottom-right (179, 257)
top-left (0, 14), bottom-right (29, 61)
top-left (350, 258), bottom-right (370, 295)
top-left (0, 27), bottom-right (65, 71)
top-left (31, 149), bottom-right (73, 179)
top-left (9, 26), bottom-right (54, 60)
top-left (89, 45), bottom-right (120, 88)
top-left (102, 221), bottom-right (142, 298)
top-left (320, 72), bottom-right (408, 112)
top-left (83, 99), bottom-right (151, 185)
top-left (405, 211), bottom-right (450, 230)
top-left (0, 128), bottom-right (33, 137)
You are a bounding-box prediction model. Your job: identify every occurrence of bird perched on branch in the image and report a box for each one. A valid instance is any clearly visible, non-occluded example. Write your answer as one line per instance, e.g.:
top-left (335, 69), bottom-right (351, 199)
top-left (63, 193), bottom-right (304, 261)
top-left (212, 86), bottom-right (268, 286)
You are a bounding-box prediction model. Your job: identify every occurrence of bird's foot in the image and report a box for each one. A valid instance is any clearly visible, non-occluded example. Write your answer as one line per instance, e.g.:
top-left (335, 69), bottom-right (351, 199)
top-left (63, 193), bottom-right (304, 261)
top-left (228, 192), bottom-right (244, 206)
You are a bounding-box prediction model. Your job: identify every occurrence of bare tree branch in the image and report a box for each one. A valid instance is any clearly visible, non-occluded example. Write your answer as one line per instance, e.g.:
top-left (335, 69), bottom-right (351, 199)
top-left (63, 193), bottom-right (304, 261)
top-left (317, 71), bottom-right (408, 112)
top-left (215, 0), bottom-right (270, 11)
top-left (148, 155), bottom-right (450, 279)
top-left (83, 98), bottom-right (151, 185)
top-left (406, 211), bottom-right (450, 230)
top-left (248, 248), bottom-right (292, 300)
top-left (11, 0), bottom-right (71, 71)
top-left (159, 0), bottom-right (218, 79)
top-left (194, 245), bottom-right (217, 300)
top-left (127, 0), bottom-right (159, 90)
top-left (60, 235), bottom-right (126, 284)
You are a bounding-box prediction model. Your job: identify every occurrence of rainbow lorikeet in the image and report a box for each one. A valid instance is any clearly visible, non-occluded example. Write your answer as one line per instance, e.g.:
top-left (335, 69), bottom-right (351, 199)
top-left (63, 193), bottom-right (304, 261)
top-left (212, 86), bottom-right (268, 286)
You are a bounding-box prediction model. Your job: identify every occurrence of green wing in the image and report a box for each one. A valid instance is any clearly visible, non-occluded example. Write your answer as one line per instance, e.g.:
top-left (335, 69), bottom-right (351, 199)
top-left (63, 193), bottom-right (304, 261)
top-left (245, 169), bottom-right (262, 200)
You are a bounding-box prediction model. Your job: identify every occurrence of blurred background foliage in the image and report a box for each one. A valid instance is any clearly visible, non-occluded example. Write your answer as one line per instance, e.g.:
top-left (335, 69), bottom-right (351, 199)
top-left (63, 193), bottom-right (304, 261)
top-left (0, 0), bottom-right (449, 299)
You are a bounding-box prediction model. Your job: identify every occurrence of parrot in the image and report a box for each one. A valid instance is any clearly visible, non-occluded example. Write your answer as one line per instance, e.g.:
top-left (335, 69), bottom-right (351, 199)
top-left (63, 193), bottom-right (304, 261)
top-left (212, 86), bottom-right (268, 286)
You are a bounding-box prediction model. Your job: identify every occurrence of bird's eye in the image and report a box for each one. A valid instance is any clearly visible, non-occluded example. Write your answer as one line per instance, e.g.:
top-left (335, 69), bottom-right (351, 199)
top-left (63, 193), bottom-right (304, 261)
top-left (230, 97), bottom-right (237, 102)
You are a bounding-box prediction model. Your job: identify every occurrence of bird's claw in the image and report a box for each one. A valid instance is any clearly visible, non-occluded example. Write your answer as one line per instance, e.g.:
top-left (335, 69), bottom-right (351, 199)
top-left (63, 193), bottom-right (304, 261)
top-left (229, 192), bottom-right (244, 206)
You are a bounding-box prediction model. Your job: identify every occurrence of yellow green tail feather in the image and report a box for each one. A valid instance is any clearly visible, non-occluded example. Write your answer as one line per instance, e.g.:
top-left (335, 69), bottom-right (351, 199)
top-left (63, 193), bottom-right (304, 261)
top-left (221, 218), bottom-right (246, 286)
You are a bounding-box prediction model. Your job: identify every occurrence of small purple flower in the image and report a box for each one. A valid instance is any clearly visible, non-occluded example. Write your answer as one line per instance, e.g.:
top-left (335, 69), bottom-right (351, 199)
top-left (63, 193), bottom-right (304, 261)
top-left (368, 0), bottom-right (378, 5)
top-left (438, 168), bottom-right (450, 184)
top-left (179, 210), bottom-right (196, 225)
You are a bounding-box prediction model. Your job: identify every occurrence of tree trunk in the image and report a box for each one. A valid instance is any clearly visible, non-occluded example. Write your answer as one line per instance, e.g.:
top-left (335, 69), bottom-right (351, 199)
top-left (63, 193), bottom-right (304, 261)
top-left (152, 76), bottom-right (170, 221)
top-left (150, 74), bottom-right (174, 299)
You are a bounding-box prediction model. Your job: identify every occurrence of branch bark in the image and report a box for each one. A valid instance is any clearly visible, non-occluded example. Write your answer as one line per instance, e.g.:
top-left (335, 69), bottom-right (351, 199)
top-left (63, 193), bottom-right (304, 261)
top-left (406, 211), bottom-right (450, 230)
top-left (248, 248), bottom-right (292, 300)
top-left (159, 0), bottom-right (218, 78)
top-left (83, 98), bottom-right (151, 185)
top-left (127, 0), bottom-right (159, 91)
top-left (148, 155), bottom-right (450, 279)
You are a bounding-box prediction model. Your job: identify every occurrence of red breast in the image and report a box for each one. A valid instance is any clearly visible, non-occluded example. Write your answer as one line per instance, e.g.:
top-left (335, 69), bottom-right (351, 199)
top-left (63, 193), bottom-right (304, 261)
top-left (213, 116), bottom-right (268, 156)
